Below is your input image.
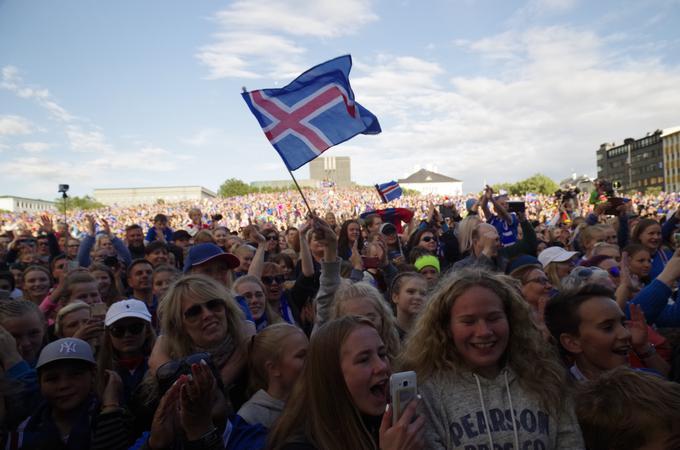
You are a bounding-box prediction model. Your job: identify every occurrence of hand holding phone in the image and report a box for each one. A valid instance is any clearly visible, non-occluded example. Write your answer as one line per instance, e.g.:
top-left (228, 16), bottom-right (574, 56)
top-left (91, 302), bottom-right (108, 318)
top-left (389, 371), bottom-right (417, 426)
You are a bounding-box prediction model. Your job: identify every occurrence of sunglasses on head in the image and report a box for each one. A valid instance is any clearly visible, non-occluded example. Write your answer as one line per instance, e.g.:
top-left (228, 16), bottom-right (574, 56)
top-left (156, 352), bottom-right (221, 395)
top-left (262, 275), bottom-right (285, 285)
top-left (108, 321), bottom-right (146, 338)
top-left (421, 236), bottom-right (437, 242)
top-left (183, 298), bottom-right (224, 321)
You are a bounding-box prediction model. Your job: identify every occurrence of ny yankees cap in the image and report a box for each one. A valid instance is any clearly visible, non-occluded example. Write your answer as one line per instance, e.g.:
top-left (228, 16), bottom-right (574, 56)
top-left (36, 337), bottom-right (96, 369)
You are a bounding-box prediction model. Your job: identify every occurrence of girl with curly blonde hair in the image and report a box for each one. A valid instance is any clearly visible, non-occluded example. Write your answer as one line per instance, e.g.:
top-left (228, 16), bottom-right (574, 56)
top-left (400, 268), bottom-right (583, 449)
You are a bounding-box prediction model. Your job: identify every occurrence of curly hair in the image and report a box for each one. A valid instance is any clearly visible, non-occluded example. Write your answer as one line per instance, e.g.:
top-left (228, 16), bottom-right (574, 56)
top-left (399, 267), bottom-right (567, 414)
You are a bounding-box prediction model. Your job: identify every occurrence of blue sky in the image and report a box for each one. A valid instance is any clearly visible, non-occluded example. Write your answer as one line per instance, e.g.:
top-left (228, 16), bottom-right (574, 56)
top-left (1, 0), bottom-right (679, 200)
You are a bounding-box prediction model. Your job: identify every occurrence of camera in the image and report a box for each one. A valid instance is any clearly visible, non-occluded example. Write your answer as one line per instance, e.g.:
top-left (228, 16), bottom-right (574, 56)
top-left (555, 187), bottom-right (580, 202)
top-left (58, 184), bottom-right (69, 194)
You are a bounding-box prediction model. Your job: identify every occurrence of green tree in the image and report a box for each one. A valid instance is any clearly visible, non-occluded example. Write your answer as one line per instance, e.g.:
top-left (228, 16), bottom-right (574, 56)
top-left (218, 178), bottom-right (255, 197)
top-left (492, 173), bottom-right (559, 195)
top-left (54, 195), bottom-right (105, 211)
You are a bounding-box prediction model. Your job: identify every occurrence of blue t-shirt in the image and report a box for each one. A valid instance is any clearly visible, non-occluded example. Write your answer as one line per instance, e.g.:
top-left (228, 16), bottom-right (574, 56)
top-left (488, 213), bottom-right (519, 246)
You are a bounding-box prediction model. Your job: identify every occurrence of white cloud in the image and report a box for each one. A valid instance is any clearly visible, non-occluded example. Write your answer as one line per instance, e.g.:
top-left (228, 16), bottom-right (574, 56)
top-left (197, 0), bottom-right (378, 79)
top-left (509, 0), bottom-right (579, 24)
top-left (1, 65), bottom-right (75, 122)
top-left (20, 142), bottom-right (51, 153)
top-left (181, 128), bottom-right (222, 147)
top-left (214, 0), bottom-right (378, 38)
top-left (196, 32), bottom-right (305, 79)
top-left (0, 115), bottom-right (33, 135)
top-left (66, 126), bottom-right (113, 153)
top-left (345, 26), bottom-right (680, 190)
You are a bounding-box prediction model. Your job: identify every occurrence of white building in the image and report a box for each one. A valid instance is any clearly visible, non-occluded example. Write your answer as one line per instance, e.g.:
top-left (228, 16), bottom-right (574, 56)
top-left (0, 196), bottom-right (56, 213)
top-left (94, 186), bottom-right (217, 206)
top-left (399, 169), bottom-right (463, 196)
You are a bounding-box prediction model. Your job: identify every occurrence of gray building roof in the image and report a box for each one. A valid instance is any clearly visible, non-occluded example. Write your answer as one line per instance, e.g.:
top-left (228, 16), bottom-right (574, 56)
top-left (399, 169), bottom-right (461, 184)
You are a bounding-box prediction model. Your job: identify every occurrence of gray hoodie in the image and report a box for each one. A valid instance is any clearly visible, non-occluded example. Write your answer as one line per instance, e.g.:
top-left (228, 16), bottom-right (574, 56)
top-left (419, 368), bottom-right (584, 449)
top-left (236, 389), bottom-right (285, 428)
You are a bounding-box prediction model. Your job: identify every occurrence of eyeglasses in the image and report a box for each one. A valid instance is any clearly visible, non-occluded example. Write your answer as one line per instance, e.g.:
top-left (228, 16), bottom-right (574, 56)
top-left (261, 275), bottom-right (285, 285)
top-left (183, 298), bottom-right (224, 321)
top-left (526, 277), bottom-right (550, 286)
top-left (265, 235), bottom-right (278, 241)
top-left (421, 236), bottom-right (437, 242)
top-left (108, 322), bottom-right (145, 338)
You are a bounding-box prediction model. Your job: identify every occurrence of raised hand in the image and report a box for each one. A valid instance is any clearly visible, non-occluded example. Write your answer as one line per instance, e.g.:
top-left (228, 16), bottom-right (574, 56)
top-left (40, 214), bottom-right (54, 233)
top-left (101, 218), bottom-right (112, 236)
top-left (179, 360), bottom-right (216, 440)
top-left (86, 215), bottom-right (96, 236)
top-left (148, 379), bottom-right (181, 449)
top-left (627, 303), bottom-right (649, 352)
top-left (101, 369), bottom-right (123, 410)
top-left (379, 397), bottom-right (425, 450)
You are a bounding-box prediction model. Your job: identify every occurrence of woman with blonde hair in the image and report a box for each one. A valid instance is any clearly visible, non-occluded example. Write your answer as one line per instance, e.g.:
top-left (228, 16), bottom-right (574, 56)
top-left (400, 268), bottom-right (583, 449)
top-left (456, 215), bottom-right (482, 256)
top-left (234, 274), bottom-right (283, 332)
top-left (267, 316), bottom-right (423, 450)
top-left (149, 273), bottom-right (251, 408)
top-left (329, 280), bottom-right (401, 360)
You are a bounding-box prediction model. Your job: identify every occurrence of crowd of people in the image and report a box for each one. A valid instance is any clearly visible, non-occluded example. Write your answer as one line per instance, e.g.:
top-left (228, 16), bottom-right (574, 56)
top-left (1, 182), bottom-right (680, 449)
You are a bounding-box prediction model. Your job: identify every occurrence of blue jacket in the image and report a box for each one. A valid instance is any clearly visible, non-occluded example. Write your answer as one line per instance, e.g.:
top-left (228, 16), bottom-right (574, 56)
top-left (77, 235), bottom-right (132, 268)
top-left (628, 278), bottom-right (680, 327)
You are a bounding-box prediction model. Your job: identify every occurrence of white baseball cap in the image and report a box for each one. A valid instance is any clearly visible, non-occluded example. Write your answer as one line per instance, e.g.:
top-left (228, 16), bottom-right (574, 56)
top-left (538, 246), bottom-right (579, 267)
top-left (105, 299), bottom-right (152, 327)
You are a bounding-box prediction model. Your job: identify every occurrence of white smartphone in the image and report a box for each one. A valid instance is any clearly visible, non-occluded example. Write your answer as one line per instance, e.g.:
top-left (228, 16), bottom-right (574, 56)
top-left (389, 371), bottom-right (417, 426)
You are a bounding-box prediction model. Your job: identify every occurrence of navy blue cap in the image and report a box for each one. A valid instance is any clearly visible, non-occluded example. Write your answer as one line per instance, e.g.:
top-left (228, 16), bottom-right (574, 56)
top-left (506, 255), bottom-right (542, 275)
top-left (183, 243), bottom-right (239, 273)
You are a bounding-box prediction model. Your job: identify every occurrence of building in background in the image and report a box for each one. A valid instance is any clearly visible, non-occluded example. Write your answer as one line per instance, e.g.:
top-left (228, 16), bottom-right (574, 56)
top-left (0, 196), bottom-right (55, 213)
top-left (399, 169), bottom-right (463, 196)
top-left (596, 130), bottom-right (664, 193)
top-left (662, 127), bottom-right (680, 192)
top-left (309, 156), bottom-right (352, 187)
top-left (94, 186), bottom-right (216, 206)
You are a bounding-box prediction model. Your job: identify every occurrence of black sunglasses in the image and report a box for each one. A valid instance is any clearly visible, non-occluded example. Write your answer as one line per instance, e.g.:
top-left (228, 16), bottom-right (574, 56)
top-left (156, 352), bottom-right (221, 395)
top-left (108, 322), bottom-right (145, 338)
top-left (421, 236), bottom-right (437, 242)
top-left (262, 275), bottom-right (285, 285)
top-left (265, 235), bottom-right (278, 241)
top-left (183, 298), bottom-right (224, 321)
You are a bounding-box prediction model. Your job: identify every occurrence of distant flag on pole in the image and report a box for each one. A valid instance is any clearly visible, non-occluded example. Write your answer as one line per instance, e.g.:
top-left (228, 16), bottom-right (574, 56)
top-left (241, 55), bottom-right (381, 171)
top-left (376, 180), bottom-right (403, 203)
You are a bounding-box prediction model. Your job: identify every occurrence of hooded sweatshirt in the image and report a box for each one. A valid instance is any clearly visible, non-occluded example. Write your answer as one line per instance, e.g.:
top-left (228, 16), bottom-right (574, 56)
top-left (419, 368), bottom-right (584, 450)
top-left (236, 389), bottom-right (285, 428)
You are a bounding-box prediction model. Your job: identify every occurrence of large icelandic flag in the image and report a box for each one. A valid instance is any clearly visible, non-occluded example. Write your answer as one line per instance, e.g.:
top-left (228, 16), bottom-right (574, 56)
top-left (376, 180), bottom-right (403, 203)
top-left (242, 55), bottom-right (381, 171)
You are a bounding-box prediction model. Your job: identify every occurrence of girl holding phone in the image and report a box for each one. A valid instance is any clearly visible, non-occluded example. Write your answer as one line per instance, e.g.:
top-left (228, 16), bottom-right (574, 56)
top-left (268, 316), bottom-right (423, 450)
top-left (400, 268), bottom-right (583, 449)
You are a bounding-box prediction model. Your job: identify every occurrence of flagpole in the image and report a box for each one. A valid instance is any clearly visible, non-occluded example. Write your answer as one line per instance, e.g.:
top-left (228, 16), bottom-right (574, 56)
top-left (287, 168), bottom-right (314, 217)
